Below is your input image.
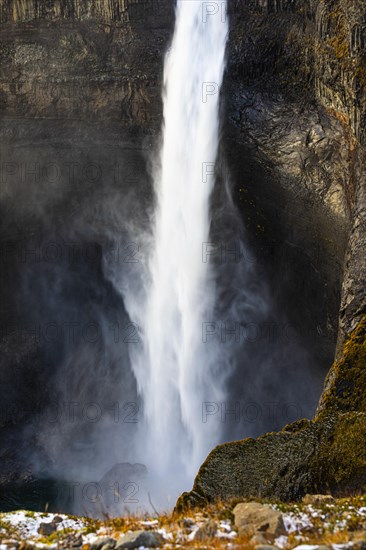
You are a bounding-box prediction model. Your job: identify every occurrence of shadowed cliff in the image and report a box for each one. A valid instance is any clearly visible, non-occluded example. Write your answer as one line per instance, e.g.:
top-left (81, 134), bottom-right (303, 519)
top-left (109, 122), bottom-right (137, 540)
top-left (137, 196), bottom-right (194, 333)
top-left (0, 0), bottom-right (365, 508)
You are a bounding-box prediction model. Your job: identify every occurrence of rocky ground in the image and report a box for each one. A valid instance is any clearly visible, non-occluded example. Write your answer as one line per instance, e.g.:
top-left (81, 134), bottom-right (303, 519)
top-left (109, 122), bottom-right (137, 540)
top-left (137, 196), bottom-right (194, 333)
top-left (1, 495), bottom-right (366, 549)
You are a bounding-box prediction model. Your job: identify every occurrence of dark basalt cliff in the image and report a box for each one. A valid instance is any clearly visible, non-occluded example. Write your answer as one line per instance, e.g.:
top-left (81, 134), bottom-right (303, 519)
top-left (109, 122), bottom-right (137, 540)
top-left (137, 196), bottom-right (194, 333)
top-left (226, 0), bottom-right (366, 351)
top-left (0, 0), bottom-right (365, 503)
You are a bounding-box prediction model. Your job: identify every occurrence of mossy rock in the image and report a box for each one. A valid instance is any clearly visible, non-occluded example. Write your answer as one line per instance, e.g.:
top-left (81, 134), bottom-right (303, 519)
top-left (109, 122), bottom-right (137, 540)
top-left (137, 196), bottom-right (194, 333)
top-left (176, 318), bottom-right (366, 511)
top-left (318, 412), bottom-right (366, 492)
top-left (317, 316), bottom-right (366, 416)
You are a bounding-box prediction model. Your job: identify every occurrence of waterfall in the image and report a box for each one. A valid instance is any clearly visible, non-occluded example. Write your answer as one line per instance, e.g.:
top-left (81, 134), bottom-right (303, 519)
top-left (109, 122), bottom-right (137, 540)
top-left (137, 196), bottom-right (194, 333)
top-left (126, 0), bottom-right (229, 504)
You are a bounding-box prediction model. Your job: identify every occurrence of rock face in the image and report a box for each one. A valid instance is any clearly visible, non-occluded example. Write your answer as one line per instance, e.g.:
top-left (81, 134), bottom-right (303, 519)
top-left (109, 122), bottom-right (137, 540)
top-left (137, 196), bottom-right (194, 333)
top-left (226, 0), bottom-right (366, 353)
top-left (0, 0), bottom-right (174, 24)
top-left (312, 0), bottom-right (366, 350)
top-left (0, 0), bottom-right (365, 506)
top-left (0, 4), bottom-right (172, 130)
top-left (0, 0), bottom-right (174, 494)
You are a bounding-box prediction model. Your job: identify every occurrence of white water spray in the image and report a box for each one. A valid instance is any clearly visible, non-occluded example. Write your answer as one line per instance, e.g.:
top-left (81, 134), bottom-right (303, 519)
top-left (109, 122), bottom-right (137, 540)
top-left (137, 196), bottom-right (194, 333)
top-left (128, 0), bottom-right (229, 501)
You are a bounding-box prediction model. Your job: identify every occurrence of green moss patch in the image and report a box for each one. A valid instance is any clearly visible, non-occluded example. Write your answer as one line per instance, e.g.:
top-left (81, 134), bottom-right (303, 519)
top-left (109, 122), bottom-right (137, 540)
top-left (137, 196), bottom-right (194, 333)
top-left (317, 316), bottom-right (366, 415)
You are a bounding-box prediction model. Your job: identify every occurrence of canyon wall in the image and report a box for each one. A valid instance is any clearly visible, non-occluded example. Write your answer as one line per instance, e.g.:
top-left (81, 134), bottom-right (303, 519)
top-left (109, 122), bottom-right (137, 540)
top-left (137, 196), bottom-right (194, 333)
top-left (227, 0), bottom-right (366, 352)
top-left (0, 0), bottom-right (365, 501)
top-left (0, 0), bottom-right (173, 23)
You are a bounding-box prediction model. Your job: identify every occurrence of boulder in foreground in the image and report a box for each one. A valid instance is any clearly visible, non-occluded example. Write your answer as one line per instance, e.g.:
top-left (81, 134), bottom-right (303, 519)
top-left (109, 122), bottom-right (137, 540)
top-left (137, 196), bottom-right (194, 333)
top-left (233, 502), bottom-right (286, 539)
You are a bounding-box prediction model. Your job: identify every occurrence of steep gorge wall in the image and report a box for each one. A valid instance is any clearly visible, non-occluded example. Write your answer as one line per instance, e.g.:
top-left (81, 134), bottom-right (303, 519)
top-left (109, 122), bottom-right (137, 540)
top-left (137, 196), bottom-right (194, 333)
top-left (313, 0), bottom-right (366, 345)
top-left (227, 0), bottom-right (366, 353)
top-left (0, 0), bottom-right (172, 23)
top-left (0, 0), bottom-right (365, 493)
top-left (314, 0), bottom-right (366, 143)
top-left (0, 0), bottom-right (175, 483)
top-left (0, 0), bottom-right (173, 128)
